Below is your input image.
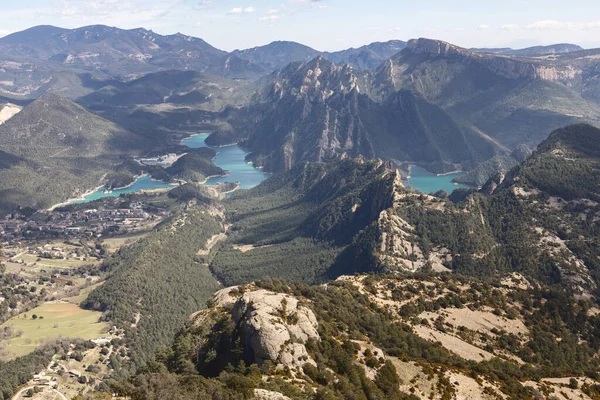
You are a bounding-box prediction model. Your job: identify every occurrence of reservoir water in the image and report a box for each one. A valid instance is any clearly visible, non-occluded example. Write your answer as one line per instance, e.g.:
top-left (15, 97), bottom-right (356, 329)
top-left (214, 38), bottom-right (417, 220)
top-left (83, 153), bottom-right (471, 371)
top-left (181, 133), bottom-right (271, 190)
top-left (69, 175), bottom-right (174, 205)
top-left (66, 133), bottom-right (270, 205)
top-left (406, 166), bottom-right (468, 195)
top-left (66, 138), bottom-right (463, 205)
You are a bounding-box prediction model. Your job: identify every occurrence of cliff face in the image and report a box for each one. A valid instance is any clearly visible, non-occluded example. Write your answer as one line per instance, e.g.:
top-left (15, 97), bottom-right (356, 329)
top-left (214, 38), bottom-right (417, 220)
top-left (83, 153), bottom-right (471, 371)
top-left (373, 39), bottom-right (600, 150)
top-left (214, 56), bottom-right (503, 173)
top-left (405, 38), bottom-right (581, 82)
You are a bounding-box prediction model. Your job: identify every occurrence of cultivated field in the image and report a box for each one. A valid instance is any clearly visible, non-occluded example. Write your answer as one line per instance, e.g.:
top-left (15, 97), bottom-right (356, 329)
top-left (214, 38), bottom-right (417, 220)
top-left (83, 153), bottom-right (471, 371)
top-left (0, 303), bottom-right (107, 359)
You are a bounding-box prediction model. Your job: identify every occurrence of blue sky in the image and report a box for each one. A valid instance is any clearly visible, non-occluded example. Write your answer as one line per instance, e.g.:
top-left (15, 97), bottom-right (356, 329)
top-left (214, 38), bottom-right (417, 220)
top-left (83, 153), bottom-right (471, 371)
top-left (3, 0), bottom-right (600, 51)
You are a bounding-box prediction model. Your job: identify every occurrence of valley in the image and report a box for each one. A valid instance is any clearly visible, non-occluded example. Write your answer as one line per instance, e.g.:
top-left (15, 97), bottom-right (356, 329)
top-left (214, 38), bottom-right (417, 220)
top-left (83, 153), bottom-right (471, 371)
top-left (0, 18), bottom-right (600, 400)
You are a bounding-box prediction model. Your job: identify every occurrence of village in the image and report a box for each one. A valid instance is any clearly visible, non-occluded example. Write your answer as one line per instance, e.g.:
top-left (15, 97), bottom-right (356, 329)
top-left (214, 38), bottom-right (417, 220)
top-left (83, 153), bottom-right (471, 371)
top-left (0, 200), bottom-right (168, 243)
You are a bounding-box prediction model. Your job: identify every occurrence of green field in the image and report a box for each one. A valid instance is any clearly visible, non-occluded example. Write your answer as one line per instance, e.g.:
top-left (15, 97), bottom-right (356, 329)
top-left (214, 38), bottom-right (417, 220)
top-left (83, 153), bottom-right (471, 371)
top-left (14, 253), bottom-right (99, 269)
top-left (0, 303), bottom-right (108, 359)
top-left (102, 232), bottom-right (150, 252)
top-left (63, 282), bottom-right (104, 305)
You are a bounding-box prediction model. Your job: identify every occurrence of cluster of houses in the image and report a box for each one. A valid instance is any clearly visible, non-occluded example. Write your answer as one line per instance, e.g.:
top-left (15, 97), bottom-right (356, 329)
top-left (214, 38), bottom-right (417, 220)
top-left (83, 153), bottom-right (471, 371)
top-left (135, 153), bottom-right (182, 167)
top-left (0, 206), bottom-right (161, 241)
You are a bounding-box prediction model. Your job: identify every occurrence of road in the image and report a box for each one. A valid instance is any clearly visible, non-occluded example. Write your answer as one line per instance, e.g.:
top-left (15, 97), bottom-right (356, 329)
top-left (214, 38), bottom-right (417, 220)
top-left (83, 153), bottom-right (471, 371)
top-left (12, 386), bottom-right (68, 400)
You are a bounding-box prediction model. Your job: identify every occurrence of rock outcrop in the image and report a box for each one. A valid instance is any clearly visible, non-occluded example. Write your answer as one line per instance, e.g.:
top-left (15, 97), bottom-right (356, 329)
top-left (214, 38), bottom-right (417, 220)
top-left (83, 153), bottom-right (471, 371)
top-left (232, 289), bottom-right (319, 368)
top-left (254, 389), bottom-right (292, 400)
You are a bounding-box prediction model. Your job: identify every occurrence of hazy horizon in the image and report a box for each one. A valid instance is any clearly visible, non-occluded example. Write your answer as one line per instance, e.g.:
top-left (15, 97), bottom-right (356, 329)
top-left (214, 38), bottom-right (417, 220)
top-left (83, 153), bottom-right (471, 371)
top-left (2, 0), bottom-right (600, 52)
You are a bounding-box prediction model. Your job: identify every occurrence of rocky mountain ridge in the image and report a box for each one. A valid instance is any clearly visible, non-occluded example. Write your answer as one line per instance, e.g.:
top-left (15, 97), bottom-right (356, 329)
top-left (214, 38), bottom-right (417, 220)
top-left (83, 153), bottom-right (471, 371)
top-left (233, 40), bottom-right (408, 71)
top-left (472, 43), bottom-right (583, 56)
top-left (210, 55), bottom-right (504, 173)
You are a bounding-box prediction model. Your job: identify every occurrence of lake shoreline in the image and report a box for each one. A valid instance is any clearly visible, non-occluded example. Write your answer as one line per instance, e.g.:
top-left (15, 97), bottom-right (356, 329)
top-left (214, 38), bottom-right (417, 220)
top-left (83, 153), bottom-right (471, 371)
top-left (406, 165), bottom-right (469, 194)
top-left (49, 184), bottom-right (106, 211)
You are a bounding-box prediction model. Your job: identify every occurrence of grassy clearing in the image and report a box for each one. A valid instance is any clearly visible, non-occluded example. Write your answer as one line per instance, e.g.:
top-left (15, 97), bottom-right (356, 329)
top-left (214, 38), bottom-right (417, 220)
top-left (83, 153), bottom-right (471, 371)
top-left (14, 253), bottom-right (99, 269)
top-left (0, 303), bottom-right (108, 360)
top-left (63, 282), bottom-right (104, 305)
top-left (102, 231), bottom-right (150, 253)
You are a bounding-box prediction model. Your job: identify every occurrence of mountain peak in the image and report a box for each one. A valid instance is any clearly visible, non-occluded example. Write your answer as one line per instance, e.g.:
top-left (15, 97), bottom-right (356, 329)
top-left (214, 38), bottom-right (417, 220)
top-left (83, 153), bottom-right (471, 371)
top-left (406, 38), bottom-right (472, 57)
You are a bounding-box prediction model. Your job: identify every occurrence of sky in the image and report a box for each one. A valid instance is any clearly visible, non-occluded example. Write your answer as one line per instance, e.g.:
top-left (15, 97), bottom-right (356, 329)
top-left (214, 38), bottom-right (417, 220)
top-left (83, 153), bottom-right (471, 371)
top-left (3, 0), bottom-right (600, 51)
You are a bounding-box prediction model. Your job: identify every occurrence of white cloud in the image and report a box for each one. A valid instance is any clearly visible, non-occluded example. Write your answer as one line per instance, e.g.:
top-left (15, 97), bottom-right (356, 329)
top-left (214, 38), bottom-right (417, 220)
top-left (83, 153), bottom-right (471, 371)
top-left (267, 8), bottom-right (279, 14)
top-left (477, 24), bottom-right (490, 30)
top-left (227, 6), bottom-right (255, 15)
top-left (501, 24), bottom-right (519, 30)
top-left (526, 20), bottom-right (600, 30)
top-left (40, 0), bottom-right (185, 28)
top-left (259, 14), bottom-right (280, 21)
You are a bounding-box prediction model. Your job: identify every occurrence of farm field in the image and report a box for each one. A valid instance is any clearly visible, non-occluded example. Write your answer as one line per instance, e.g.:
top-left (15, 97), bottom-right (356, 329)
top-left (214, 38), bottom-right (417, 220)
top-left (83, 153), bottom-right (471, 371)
top-left (13, 253), bottom-right (100, 269)
top-left (62, 282), bottom-right (104, 305)
top-left (101, 231), bottom-right (150, 253)
top-left (0, 303), bottom-right (108, 360)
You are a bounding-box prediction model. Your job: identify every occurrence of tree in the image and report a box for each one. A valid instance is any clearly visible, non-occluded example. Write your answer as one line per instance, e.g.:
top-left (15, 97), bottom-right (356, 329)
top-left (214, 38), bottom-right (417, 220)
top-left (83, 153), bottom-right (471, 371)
top-left (569, 378), bottom-right (578, 389)
top-left (375, 360), bottom-right (401, 396)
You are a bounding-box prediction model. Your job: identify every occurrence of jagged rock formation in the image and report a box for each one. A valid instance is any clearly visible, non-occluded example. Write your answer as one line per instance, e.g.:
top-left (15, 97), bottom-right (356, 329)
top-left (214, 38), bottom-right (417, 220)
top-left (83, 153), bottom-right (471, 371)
top-left (212, 56), bottom-right (504, 173)
top-left (188, 286), bottom-right (320, 372)
top-left (232, 290), bottom-right (319, 368)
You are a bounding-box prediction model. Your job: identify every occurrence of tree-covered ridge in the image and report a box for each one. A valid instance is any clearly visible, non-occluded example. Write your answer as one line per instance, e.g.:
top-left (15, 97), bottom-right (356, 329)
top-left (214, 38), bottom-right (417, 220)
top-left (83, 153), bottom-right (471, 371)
top-left (210, 158), bottom-right (398, 286)
top-left (517, 124), bottom-right (600, 201)
top-left (107, 275), bottom-right (600, 399)
top-left (364, 124), bottom-right (600, 298)
top-left (166, 148), bottom-right (226, 183)
top-left (82, 201), bottom-right (225, 367)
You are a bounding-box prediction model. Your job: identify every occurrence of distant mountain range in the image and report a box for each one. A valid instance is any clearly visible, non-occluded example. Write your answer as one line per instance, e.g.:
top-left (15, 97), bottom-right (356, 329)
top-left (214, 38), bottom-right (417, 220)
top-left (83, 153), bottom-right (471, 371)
top-left (232, 40), bottom-right (408, 71)
top-left (471, 43), bottom-right (583, 56)
top-left (1, 25), bottom-right (600, 205)
top-left (204, 38), bottom-right (600, 174)
top-left (0, 25), bottom-right (264, 80)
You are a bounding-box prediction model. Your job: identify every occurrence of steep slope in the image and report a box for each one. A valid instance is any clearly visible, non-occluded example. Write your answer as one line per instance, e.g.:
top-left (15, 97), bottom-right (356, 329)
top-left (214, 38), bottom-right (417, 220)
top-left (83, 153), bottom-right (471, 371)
top-left (0, 93), bottom-right (143, 158)
top-left (0, 93), bottom-right (147, 212)
top-left (212, 56), bottom-right (504, 173)
top-left (211, 157), bottom-right (398, 285)
top-left (369, 124), bottom-right (600, 297)
top-left (374, 38), bottom-right (600, 149)
top-left (0, 25), bottom-right (265, 80)
top-left (452, 145), bottom-right (532, 187)
top-left (82, 201), bottom-right (225, 366)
